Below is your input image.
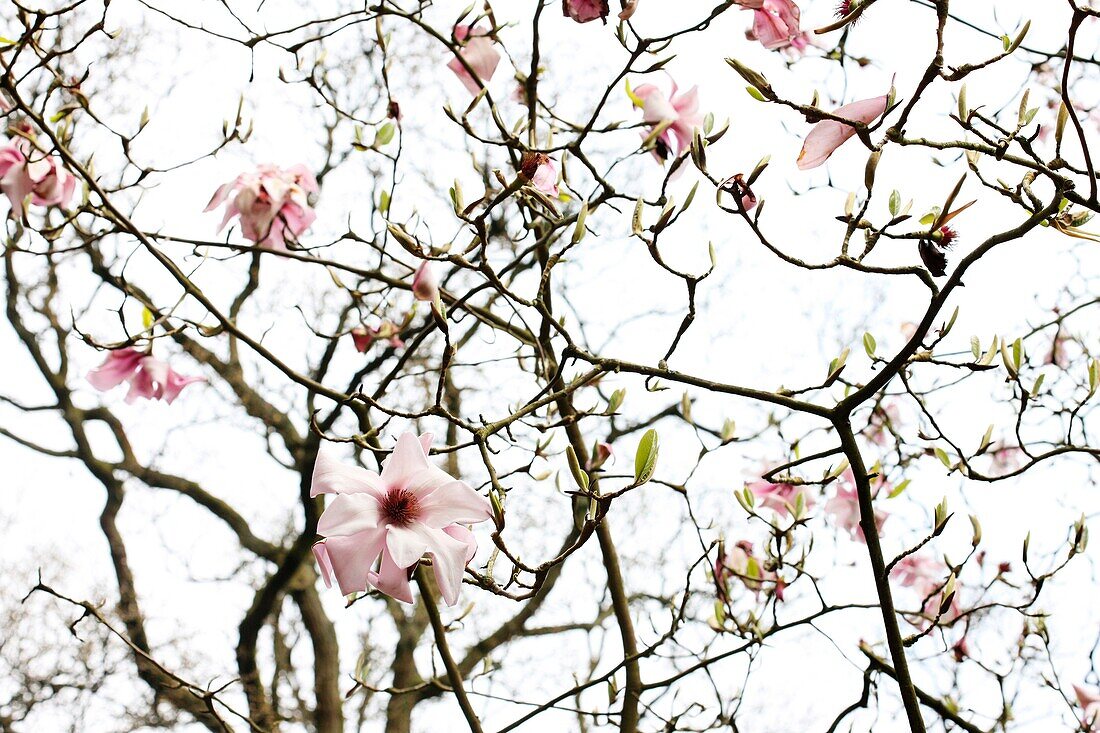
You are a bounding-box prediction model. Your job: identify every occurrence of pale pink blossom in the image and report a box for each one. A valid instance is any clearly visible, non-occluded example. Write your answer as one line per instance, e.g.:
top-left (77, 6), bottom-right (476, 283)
top-left (891, 553), bottom-right (961, 625)
top-left (1074, 685), bottom-right (1100, 731)
top-left (619, 0), bottom-right (639, 19)
top-left (824, 470), bottom-right (889, 544)
top-left (797, 95), bottom-right (889, 170)
top-left (311, 432), bottom-right (492, 606)
top-left (867, 400), bottom-right (901, 445)
top-left (563, 0), bottom-right (608, 23)
top-left (715, 540), bottom-right (783, 600)
top-left (722, 173), bottom-right (757, 212)
top-left (0, 139), bottom-right (76, 218)
top-left (530, 157), bottom-right (559, 195)
top-left (951, 635), bottom-right (970, 661)
top-left (87, 347), bottom-right (205, 404)
top-left (447, 25), bottom-right (501, 96)
top-left (785, 31), bottom-right (812, 56)
top-left (411, 261), bottom-right (440, 305)
top-left (747, 475), bottom-right (815, 519)
top-left (1045, 330), bottom-right (1070, 368)
top-left (586, 442), bottom-right (614, 471)
top-left (989, 443), bottom-right (1023, 475)
top-left (205, 164), bottom-right (318, 250)
top-left (634, 82), bottom-right (703, 164)
top-left (520, 151), bottom-right (559, 195)
top-left (351, 320), bottom-right (404, 352)
top-left (891, 553), bottom-right (946, 598)
top-left (737, 0), bottom-right (802, 51)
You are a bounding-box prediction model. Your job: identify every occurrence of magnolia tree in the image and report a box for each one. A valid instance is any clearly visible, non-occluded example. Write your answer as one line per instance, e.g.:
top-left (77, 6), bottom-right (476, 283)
top-left (3, 0), bottom-right (1100, 731)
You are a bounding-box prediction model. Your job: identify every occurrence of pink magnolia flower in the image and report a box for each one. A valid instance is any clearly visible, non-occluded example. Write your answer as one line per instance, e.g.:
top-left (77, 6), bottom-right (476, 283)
top-left (530, 158), bottom-right (558, 195)
top-left (205, 164), bottom-right (318, 250)
top-left (797, 94), bottom-right (889, 170)
top-left (891, 553), bottom-right (946, 598)
top-left (411, 261), bottom-right (440, 305)
top-left (1045, 330), bottom-right (1070, 368)
top-left (737, 0), bottom-right (802, 51)
top-left (87, 347), bottom-right (205, 404)
top-left (520, 151), bottom-right (559, 195)
top-left (786, 31), bottom-right (812, 55)
top-left (722, 173), bottom-right (757, 212)
top-left (634, 82), bottom-right (703, 164)
top-left (891, 553), bottom-right (962, 625)
top-left (867, 400), bottom-right (901, 445)
top-left (747, 476), bottom-right (815, 519)
top-left (0, 139), bottom-right (76, 218)
top-left (351, 320), bottom-right (404, 352)
top-left (310, 432), bottom-right (492, 606)
top-left (824, 470), bottom-right (889, 544)
top-left (619, 0), bottom-right (639, 19)
top-left (951, 635), bottom-right (970, 661)
top-left (1075, 685), bottom-right (1100, 731)
top-left (586, 441), bottom-right (614, 471)
top-left (715, 540), bottom-right (783, 601)
top-left (447, 25), bottom-right (501, 96)
top-left (989, 443), bottom-right (1023, 475)
top-left (563, 0), bottom-right (609, 23)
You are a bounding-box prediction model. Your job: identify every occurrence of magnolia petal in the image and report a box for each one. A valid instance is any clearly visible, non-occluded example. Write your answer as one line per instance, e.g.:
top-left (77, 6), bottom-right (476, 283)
top-left (204, 180), bottom-right (237, 212)
top-left (411, 261), bottom-right (440, 303)
top-left (385, 524), bottom-right (431, 569)
top-left (0, 161), bottom-right (34, 219)
top-left (312, 541), bottom-right (335, 588)
top-left (124, 361), bottom-right (159, 402)
top-left (323, 530), bottom-right (386, 595)
top-left (443, 524), bottom-right (478, 564)
top-left (797, 95), bottom-right (888, 170)
top-left (162, 369), bottom-right (205, 404)
top-left (530, 159), bottom-right (559, 196)
top-left (317, 493), bottom-right (382, 537)
top-left (447, 30), bottom-right (500, 96)
top-left (417, 480), bottom-right (493, 528)
top-left (424, 526), bottom-right (473, 606)
top-left (751, 0), bottom-right (801, 50)
top-left (368, 548), bottom-right (415, 603)
top-left (310, 448), bottom-right (385, 498)
top-left (563, 0), bottom-right (610, 23)
top-left (637, 85), bottom-right (679, 126)
top-left (380, 431), bottom-right (434, 490)
top-left (383, 523), bottom-right (470, 604)
top-left (87, 348), bottom-right (144, 392)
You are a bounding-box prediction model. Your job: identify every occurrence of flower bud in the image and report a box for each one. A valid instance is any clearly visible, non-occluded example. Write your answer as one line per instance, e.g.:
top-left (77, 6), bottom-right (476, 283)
top-left (350, 326), bottom-right (373, 353)
top-left (411, 261), bottom-right (440, 305)
top-left (586, 441), bottom-right (614, 471)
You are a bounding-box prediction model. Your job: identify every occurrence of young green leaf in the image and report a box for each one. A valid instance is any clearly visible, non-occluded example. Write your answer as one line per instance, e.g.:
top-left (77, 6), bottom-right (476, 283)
top-left (633, 429), bottom-right (660, 486)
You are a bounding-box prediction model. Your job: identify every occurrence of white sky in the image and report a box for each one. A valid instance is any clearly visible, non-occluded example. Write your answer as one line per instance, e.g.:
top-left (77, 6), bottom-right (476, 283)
top-left (2, 0), bottom-right (1099, 731)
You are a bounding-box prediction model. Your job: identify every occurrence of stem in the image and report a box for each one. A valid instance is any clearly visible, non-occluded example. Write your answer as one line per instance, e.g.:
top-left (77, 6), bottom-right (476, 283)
top-left (834, 418), bottom-right (926, 733)
top-left (1061, 8), bottom-right (1096, 204)
top-left (416, 568), bottom-right (484, 733)
top-left (595, 521), bottom-right (642, 733)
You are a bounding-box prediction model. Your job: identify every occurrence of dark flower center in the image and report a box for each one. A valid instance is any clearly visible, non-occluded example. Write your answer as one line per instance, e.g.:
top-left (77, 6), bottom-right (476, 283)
top-left (380, 488), bottom-right (421, 527)
top-left (653, 136), bottom-right (671, 161)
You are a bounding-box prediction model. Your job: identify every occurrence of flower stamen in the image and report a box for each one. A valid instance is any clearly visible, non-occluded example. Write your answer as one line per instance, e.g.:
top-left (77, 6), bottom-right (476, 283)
top-left (380, 488), bottom-right (421, 527)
